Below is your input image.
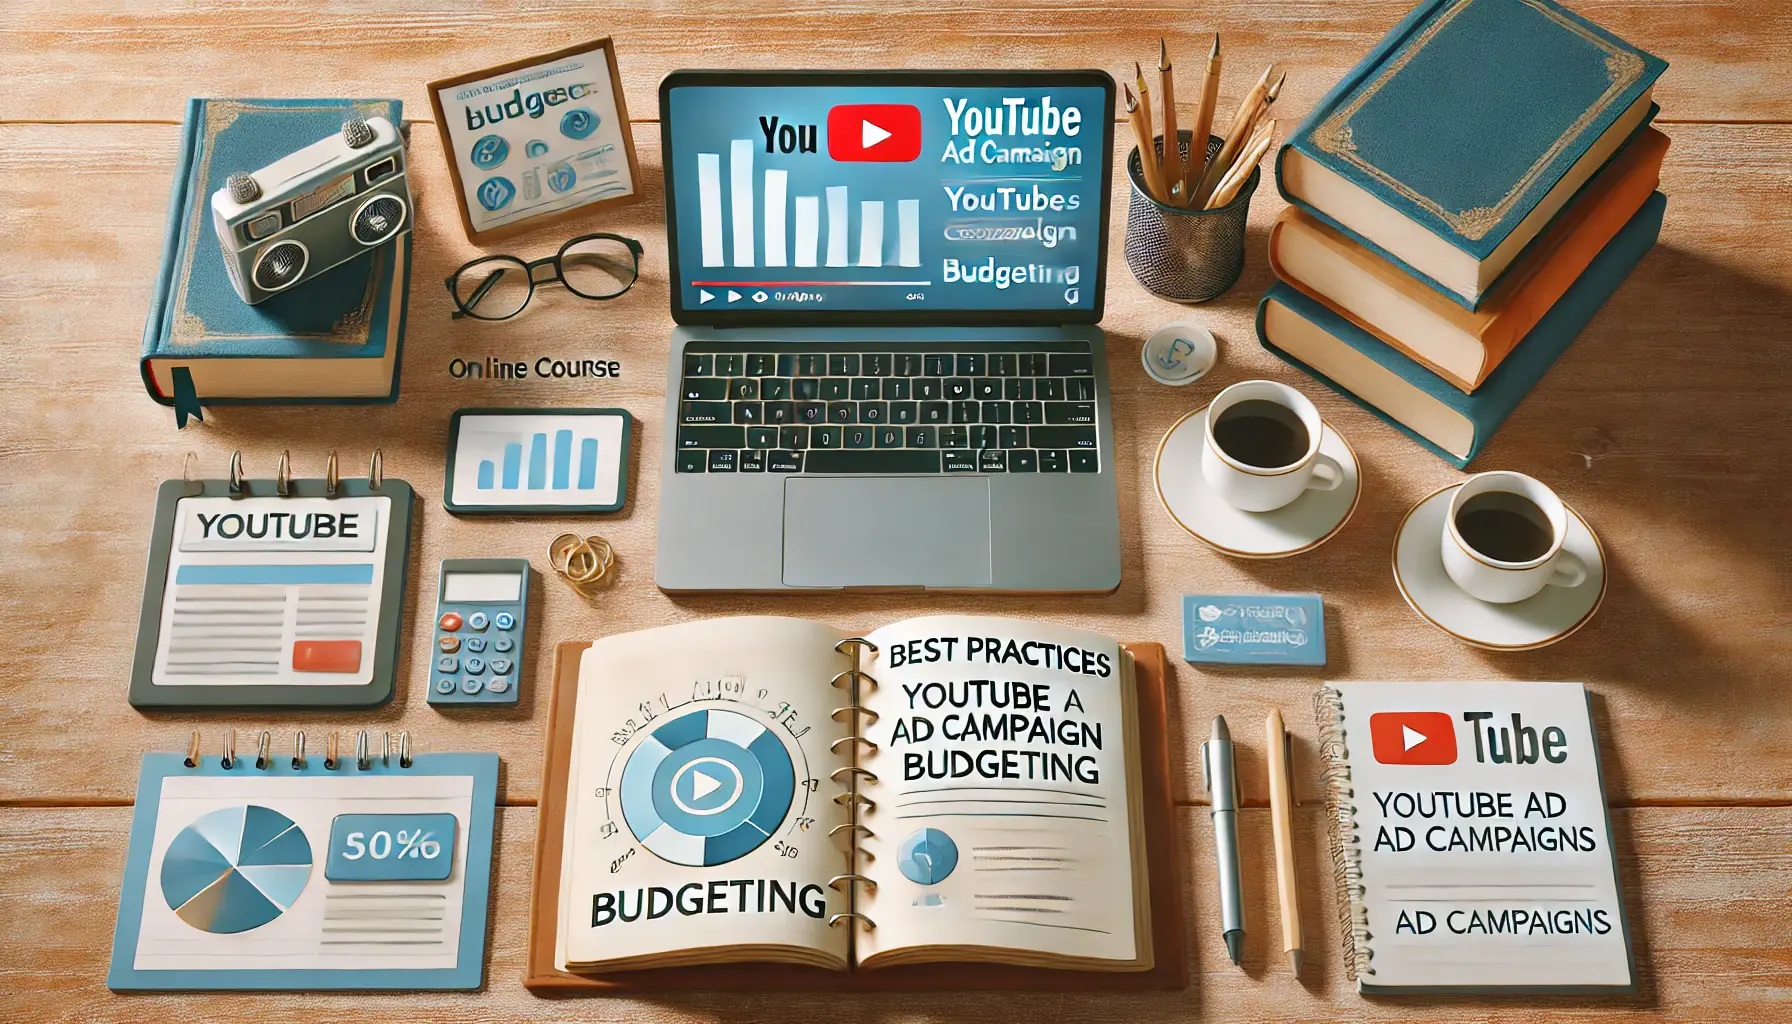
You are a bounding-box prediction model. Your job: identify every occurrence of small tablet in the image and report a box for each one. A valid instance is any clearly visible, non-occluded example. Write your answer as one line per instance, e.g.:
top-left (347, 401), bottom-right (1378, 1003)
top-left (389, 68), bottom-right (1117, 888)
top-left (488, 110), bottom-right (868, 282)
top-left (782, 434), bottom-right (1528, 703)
top-left (443, 408), bottom-right (631, 515)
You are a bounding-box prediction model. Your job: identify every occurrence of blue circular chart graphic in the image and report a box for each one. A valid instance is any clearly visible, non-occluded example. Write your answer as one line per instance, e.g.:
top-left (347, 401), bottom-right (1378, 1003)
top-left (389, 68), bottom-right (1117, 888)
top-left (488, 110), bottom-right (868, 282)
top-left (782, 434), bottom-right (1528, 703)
top-left (546, 162), bottom-right (577, 194)
top-left (160, 805), bottom-right (312, 933)
top-left (621, 708), bottom-right (795, 867)
top-left (560, 107), bottom-right (599, 139)
top-left (476, 176), bottom-right (516, 212)
top-left (897, 828), bottom-right (959, 885)
top-left (525, 139), bottom-right (550, 158)
top-left (470, 133), bottom-right (509, 169)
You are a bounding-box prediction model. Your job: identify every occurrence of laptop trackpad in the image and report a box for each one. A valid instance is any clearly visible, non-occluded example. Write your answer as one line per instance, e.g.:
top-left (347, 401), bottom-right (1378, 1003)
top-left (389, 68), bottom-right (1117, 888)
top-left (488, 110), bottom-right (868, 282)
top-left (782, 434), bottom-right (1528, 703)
top-left (782, 476), bottom-right (993, 588)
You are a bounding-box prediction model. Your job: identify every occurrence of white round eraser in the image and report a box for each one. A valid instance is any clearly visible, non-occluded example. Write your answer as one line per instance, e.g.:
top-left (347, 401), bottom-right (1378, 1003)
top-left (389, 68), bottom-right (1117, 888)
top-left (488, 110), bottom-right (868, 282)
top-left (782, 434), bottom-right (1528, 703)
top-left (1142, 321), bottom-right (1218, 386)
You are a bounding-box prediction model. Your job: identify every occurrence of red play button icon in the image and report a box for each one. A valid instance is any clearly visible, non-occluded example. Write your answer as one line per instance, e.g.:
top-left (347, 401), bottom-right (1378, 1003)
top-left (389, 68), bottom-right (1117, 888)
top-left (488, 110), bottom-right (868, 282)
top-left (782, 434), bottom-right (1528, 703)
top-left (1369, 711), bottom-right (1458, 765)
top-left (827, 104), bottom-right (922, 161)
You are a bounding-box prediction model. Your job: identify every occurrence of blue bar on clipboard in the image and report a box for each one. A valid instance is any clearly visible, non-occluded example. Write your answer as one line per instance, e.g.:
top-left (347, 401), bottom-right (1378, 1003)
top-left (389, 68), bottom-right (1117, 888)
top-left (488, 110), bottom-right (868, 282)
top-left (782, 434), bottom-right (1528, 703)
top-left (176, 564), bottom-right (376, 586)
top-left (552, 429), bottom-right (573, 489)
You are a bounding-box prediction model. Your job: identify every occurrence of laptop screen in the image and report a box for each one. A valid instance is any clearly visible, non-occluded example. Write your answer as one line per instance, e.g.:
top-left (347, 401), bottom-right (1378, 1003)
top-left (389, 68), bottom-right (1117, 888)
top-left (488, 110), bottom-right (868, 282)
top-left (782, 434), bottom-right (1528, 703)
top-left (661, 71), bottom-right (1115, 326)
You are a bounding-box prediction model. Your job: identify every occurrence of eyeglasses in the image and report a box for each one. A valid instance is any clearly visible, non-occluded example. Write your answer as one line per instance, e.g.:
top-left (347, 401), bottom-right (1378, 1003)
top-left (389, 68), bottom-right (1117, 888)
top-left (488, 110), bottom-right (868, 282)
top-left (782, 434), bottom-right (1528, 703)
top-left (445, 233), bottom-right (643, 320)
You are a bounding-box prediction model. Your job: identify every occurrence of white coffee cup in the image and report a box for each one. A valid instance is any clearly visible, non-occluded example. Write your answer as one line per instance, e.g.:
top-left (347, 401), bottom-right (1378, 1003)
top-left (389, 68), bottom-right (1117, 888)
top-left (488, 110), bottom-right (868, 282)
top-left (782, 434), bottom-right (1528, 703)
top-left (1442, 471), bottom-right (1588, 604)
top-left (1200, 380), bottom-right (1343, 513)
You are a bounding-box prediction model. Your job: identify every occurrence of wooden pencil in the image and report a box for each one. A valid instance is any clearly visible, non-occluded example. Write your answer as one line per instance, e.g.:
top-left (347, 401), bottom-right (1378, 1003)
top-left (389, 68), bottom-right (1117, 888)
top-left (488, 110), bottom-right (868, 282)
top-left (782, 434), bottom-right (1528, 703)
top-left (1124, 84), bottom-right (1169, 202)
top-left (1183, 33), bottom-right (1222, 203)
top-left (1194, 63), bottom-right (1274, 205)
top-left (1206, 119), bottom-right (1275, 209)
top-left (1157, 38), bottom-right (1183, 200)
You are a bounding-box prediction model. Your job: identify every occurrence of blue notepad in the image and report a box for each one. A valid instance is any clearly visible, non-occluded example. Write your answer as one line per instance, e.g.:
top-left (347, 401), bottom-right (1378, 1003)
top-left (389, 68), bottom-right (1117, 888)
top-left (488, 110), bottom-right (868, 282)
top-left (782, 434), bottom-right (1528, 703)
top-left (109, 747), bottom-right (497, 991)
top-left (1259, 191), bottom-right (1665, 468)
top-left (1182, 594), bottom-right (1326, 666)
top-left (140, 97), bottom-right (412, 421)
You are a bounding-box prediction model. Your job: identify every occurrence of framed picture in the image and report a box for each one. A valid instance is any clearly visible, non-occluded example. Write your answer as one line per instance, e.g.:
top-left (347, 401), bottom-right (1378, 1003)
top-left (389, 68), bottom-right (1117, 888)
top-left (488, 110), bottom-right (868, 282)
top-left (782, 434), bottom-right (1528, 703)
top-left (428, 37), bottom-right (641, 243)
top-left (442, 408), bottom-right (632, 515)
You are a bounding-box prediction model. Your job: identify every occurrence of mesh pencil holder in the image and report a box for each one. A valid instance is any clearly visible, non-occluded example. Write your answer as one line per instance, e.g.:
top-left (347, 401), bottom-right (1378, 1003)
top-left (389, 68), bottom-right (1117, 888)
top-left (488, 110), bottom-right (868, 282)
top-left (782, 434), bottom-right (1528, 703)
top-left (1124, 130), bottom-right (1260, 303)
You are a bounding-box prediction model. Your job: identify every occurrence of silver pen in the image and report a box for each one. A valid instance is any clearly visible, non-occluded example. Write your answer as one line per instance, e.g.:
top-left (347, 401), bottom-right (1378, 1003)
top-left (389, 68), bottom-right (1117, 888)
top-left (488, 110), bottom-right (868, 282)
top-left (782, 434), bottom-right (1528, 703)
top-left (1202, 715), bottom-right (1246, 964)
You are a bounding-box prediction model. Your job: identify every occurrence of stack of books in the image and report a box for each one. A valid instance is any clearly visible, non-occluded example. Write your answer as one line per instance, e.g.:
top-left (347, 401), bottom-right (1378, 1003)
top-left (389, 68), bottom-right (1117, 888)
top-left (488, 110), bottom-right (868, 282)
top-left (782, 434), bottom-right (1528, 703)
top-left (1257, 0), bottom-right (1668, 467)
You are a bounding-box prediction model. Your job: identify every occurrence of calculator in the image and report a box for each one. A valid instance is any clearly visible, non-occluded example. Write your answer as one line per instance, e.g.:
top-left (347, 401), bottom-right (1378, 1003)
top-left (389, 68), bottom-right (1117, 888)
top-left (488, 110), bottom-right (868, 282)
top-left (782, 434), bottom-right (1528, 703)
top-left (427, 558), bottom-right (531, 706)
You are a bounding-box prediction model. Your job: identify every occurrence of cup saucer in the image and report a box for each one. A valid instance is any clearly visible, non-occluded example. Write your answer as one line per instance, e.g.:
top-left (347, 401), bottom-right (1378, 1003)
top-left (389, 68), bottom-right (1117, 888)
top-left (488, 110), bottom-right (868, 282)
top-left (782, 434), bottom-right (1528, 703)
top-left (1393, 484), bottom-right (1608, 650)
top-left (1154, 404), bottom-right (1360, 558)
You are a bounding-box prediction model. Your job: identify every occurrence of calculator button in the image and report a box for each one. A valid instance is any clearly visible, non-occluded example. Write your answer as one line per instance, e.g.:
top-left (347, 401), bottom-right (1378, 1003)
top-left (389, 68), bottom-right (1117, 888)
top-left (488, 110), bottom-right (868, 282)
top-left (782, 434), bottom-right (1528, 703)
top-left (467, 611), bottom-right (490, 631)
top-left (438, 612), bottom-right (462, 632)
top-left (437, 637), bottom-right (460, 653)
top-left (487, 677), bottom-right (512, 694)
top-left (463, 657), bottom-right (486, 675)
top-left (494, 612), bottom-right (516, 630)
top-left (435, 677), bottom-right (456, 694)
top-left (459, 677), bottom-right (484, 695)
top-left (490, 657), bottom-right (513, 675)
top-left (463, 636), bottom-right (487, 653)
top-left (435, 654), bottom-right (459, 672)
top-left (493, 636), bottom-right (515, 653)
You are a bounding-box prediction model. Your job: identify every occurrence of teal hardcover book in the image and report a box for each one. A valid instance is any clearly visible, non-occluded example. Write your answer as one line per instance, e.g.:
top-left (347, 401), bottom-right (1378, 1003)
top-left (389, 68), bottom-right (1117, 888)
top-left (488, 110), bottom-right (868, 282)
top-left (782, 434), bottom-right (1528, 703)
top-left (1275, 0), bottom-right (1666, 309)
top-left (1257, 191), bottom-right (1665, 468)
top-left (140, 98), bottom-right (412, 426)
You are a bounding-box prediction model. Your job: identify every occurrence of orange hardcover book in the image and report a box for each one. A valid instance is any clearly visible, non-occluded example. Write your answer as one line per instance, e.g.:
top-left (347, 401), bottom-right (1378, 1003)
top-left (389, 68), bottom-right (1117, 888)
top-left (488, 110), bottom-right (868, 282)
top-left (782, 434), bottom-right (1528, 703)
top-left (1269, 127), bottom-right (1669, 393)
top-left (525, 618), bottom-right (1185, 993)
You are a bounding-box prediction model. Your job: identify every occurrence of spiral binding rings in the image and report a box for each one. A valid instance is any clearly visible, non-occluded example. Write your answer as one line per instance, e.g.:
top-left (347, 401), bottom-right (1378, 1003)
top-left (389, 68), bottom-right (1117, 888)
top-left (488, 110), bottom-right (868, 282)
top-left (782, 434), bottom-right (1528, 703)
top-left (325, 451), bottom-right (340, 497)
top-left (275, 451), bottom-right (292, 496)
top-left (228, 452), bottom-right (246, 495)
top-left (368, 449), bottom-right (384, 489)
top-left (181, 452), bottom-right (202, 495)
top-left (174, 730), bottom-right (418, 772)
top-left (1314, 686), bottom-right (1374, 980)
top-left (831, 704), bottom-right (879, 725)
top-left (831, 637), bottom-right (880, 934)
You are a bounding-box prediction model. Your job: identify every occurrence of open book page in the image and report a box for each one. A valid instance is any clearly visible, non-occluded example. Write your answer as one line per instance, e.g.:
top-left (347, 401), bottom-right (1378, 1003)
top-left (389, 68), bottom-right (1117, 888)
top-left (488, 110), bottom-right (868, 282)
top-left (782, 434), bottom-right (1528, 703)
top-left (556, 617), bottom-right (854, 971)
top-left (852, 615), bottom-right (1147, 968)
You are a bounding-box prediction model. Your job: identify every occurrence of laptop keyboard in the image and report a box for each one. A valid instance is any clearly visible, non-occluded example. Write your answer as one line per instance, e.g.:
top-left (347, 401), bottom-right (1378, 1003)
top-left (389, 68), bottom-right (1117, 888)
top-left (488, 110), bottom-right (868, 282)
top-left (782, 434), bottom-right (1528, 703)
top-left (675, 342), bottom-right (1100, 475)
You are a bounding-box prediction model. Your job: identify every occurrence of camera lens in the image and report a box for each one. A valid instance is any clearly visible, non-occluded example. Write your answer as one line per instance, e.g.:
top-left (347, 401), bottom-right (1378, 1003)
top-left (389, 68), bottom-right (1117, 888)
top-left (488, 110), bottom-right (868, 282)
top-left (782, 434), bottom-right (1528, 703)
top-left (253, 241), bottom-right (309, 293)
top-left (351, 194), bottom-right (407, 246)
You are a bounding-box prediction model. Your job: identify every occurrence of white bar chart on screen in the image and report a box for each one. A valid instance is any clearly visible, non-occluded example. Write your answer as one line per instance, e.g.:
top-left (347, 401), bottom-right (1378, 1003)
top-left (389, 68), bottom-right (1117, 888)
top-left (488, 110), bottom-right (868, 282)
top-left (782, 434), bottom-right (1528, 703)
top-left (729, 139), bottom-right (754, 267)
top-left (794, 195), bottom-right (819, 267)
top-left (826, 185), bottom-right (849, 266)
top-left (764, 169), bottom-right (788, 267)
top-left (858, 200), bottom-right (885, 267)
top-left (898, 198), bottom-right (921, 267)
top-left (697, 153), bottom-right (723, 267)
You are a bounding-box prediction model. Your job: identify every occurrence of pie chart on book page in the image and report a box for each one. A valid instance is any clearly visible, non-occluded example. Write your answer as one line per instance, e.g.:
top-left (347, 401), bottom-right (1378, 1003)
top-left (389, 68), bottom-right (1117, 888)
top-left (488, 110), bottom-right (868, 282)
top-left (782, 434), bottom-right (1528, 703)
top-left (160, 805), bottom-right (313, 933)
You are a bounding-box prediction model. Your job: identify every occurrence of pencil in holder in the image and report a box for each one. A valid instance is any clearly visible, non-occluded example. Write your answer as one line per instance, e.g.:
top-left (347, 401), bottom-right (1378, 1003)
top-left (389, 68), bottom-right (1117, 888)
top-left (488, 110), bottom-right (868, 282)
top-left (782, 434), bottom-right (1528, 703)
top-left (1124, 131), bottom-right (1260, 303)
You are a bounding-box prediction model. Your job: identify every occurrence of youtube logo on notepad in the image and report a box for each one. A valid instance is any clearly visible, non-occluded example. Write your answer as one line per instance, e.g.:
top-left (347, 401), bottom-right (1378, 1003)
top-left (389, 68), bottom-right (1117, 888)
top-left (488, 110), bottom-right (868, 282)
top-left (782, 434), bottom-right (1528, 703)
top-left (1369, 712), bottom-right (1458, 765)
top-left (827, 104), bottom-right (922, 161)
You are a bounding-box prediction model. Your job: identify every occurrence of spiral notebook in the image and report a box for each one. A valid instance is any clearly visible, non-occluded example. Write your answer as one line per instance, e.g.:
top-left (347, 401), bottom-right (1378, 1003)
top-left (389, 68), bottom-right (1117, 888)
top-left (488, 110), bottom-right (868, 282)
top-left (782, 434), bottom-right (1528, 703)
top-left (525, 616), bottom-right (1185, 992)
top-left (109, 730), bottom-right (498, 991)
top-left (1314, 681), bottom-right (1634, 994)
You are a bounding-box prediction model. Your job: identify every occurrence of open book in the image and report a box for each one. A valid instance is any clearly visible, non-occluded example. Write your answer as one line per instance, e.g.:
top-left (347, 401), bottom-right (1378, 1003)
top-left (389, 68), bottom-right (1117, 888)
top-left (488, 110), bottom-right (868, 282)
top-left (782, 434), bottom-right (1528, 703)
top-left (547, 615), bottom-right (1156, 976)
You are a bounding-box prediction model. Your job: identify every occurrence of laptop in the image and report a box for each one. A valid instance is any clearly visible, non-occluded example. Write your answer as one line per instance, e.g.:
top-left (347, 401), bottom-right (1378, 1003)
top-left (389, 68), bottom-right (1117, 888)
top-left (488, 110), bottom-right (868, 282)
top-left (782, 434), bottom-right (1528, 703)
top-left (655, 70), bottom-right (1121, 592)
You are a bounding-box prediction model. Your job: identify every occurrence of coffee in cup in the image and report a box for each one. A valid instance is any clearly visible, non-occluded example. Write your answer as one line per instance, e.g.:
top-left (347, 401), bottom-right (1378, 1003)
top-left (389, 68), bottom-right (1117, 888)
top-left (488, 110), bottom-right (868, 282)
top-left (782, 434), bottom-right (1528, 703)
top-left (1442, 472), bottom-right (1587, 604)
top-left (1199, 380), bottom-right (1342, 513)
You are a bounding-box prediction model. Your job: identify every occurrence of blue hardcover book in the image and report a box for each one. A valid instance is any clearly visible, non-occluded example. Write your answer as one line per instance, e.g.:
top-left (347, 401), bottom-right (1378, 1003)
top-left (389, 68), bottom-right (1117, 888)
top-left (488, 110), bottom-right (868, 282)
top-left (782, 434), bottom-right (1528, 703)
top-left (1257, 191), bottom-right (1664, 468)
top-left (140, 98), bottom-right (412, 426)
top-left (1275, 0), bottom-right (1666, 310)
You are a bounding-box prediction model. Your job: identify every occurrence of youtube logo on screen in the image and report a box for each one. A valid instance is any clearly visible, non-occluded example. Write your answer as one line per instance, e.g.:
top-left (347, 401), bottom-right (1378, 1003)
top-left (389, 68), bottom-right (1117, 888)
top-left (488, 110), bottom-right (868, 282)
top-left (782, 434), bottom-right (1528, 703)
top-left (828, 104), bottom-right (922, 161)
top-left (1369, 712), bottom-right (1458, 765)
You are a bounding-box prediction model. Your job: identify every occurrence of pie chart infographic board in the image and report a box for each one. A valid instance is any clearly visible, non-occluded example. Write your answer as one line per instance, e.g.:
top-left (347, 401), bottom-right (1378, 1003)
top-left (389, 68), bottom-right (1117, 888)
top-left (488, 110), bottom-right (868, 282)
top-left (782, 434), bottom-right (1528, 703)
top-left (160, 805), bottom-right (313, 933)
top-left (620, 708), bottom-right (796, 867)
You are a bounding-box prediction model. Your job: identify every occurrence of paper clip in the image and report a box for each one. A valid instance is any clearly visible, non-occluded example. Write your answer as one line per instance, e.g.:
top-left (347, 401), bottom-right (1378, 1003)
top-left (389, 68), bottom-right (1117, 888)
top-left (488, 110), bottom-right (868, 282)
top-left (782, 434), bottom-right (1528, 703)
top-left (550, 533), bottom-right (616, 593)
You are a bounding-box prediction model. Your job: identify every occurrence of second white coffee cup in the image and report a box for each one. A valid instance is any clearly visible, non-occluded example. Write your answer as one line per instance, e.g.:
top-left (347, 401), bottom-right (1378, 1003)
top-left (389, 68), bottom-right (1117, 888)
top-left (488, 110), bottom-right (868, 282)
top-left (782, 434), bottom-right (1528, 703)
top-left (1442, 471), bottom-right (1588, 604)
top-left (1200, 380), bottom-right (1343, 513)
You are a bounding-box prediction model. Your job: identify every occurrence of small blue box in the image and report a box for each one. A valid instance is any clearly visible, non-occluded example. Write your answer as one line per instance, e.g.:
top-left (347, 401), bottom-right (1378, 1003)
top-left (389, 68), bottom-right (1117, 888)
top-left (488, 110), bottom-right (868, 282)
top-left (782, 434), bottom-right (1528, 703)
top-left (326, 813), bottom-right (457, 881)
top-left (1182, 593), bottom-right (1326, 666)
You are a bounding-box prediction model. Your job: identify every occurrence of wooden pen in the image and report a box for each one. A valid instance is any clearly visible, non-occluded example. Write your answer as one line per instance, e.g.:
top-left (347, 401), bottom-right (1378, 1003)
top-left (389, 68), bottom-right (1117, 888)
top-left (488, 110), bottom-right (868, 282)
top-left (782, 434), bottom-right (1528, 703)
top-left (1195, 63), bottom-right (1273, 205)
top-left (1206, 118), bottom-right (1275, 209)
top-left (1184, 33), bottom-right (1222, 203)
top-left (1267, 709), bottom-right (1305, 977)
top-left (1124, 84), bottom-right (1169, 203)
top-left (1157, 38), bottom-right (1183, 200)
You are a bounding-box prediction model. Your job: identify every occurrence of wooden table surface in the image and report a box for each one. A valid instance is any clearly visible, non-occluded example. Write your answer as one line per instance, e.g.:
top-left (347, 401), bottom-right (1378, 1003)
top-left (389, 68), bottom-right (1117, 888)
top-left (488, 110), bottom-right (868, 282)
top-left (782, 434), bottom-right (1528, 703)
top-left (1, 1), bottom-right (1788, 1021)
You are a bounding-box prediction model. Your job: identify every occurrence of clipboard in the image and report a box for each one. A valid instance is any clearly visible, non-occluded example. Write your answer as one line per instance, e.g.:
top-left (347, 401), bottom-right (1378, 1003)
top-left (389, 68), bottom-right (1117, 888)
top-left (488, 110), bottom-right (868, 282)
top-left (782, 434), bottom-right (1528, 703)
top-left (524, 640), bottom-right (1188, 992)
top-left (109, 729), bottom-right (498, 991)
top-left (128, 451), bottom-right (414, 708)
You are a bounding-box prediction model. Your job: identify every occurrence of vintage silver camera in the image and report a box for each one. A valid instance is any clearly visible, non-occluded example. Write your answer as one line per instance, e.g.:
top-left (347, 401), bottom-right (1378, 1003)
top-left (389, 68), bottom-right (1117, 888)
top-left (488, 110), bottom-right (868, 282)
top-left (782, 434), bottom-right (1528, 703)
top-left (212, 115), bottom-right (412, 304)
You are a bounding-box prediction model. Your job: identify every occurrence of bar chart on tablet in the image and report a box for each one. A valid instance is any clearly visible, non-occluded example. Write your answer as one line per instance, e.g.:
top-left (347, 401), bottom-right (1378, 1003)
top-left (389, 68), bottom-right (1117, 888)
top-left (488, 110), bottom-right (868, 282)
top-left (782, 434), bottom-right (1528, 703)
top-left (694, 140), bottom-right (924, 276)
top-left (447, 411), bottom-right (629, 511)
